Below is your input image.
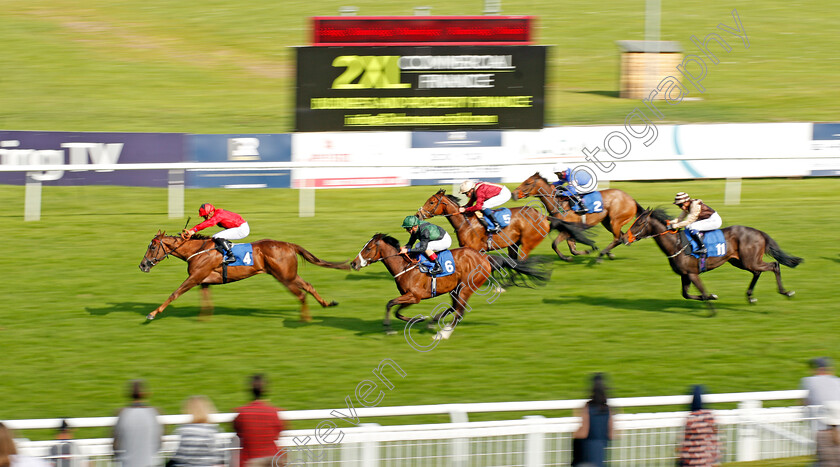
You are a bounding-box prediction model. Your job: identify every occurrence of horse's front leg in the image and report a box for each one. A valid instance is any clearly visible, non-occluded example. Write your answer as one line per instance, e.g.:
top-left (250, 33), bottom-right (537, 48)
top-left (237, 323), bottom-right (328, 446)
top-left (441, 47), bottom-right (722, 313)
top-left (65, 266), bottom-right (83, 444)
top-left (147, 274), bottom-right (205, 320)
top-left (680, 275), bottom-right (704, 301)
top-left (551, 234), bottom-right (573, 262)
top-left (384, 293), bottom-right (421, 335)
top-left (685, 273), bottom-right (718, 301)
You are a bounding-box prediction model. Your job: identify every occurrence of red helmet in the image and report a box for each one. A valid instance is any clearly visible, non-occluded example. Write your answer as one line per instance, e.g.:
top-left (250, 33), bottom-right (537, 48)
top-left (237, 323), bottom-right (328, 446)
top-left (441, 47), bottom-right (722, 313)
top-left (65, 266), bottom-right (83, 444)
top-left (198, 203), bottom-right (215, 217)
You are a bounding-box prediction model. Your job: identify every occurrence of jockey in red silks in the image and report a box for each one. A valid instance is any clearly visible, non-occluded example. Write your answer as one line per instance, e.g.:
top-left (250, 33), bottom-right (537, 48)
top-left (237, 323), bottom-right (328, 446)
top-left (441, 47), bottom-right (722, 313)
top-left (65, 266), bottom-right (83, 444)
top-left (458, 180), bottom-right (512, 233)
top-left (182, 203), bottom-right (250, 263)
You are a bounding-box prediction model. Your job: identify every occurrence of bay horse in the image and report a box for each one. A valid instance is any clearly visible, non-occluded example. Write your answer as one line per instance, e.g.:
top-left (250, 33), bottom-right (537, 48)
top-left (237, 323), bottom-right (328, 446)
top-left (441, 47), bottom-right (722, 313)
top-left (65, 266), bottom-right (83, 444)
top-left (623, 208), bottom-right (802, 307)
top-left (350, 233), bottom-right (551, 338)
top-left (139, 231), bottom-right (349, 321)
top-left (416, 189), bottom-right (595, 260)
top-left (512, 172), bottom-right (643, 262)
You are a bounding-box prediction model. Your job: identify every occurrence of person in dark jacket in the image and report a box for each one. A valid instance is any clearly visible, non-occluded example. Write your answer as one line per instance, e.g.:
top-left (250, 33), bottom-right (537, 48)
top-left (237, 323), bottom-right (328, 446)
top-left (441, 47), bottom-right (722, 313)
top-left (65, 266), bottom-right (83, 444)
top-left (399, 216), bottom-right (452, 275)
top-left (572, 373), bottom-right (614, 467)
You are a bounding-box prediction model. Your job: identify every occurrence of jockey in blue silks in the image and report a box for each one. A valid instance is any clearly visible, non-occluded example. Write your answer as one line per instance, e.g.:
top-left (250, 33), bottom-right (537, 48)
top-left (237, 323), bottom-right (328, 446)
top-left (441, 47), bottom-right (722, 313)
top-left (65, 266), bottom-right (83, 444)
top-left (552, 162), bottom-right (596, 214)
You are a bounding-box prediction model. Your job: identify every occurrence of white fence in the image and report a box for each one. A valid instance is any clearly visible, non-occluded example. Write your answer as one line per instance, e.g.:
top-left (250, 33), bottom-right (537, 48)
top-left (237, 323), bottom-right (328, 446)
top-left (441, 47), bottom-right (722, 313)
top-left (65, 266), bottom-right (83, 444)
top-left (6, 390), bottom-right (819, 466)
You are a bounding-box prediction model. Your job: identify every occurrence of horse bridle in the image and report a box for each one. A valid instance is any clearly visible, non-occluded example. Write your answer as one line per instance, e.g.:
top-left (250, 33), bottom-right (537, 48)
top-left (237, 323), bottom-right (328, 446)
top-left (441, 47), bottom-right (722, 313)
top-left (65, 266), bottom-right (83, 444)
top-left (146, 235), bottom-right (193, 266)
top-left (419, 194), bottom-right (470, 231)
top-left (625, 213), bottom-right (680, 245)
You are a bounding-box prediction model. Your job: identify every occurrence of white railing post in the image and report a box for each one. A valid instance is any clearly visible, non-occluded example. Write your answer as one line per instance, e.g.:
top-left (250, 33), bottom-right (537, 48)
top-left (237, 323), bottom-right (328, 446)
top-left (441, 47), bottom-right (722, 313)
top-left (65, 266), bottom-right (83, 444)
top-left (168, 169), bottom-right (184, 219)
top-left (737, 399), bottom-right (761, 461)
top-left (450, 409), bottom-right (469, 466)
top-left (525, 415), bottom-right (546, 467)
top-left (298, 178), bottom-right (315, 217)
top-left (24, 173), bottom-right (42, 221)
top-left (725, 177), bottom-right (741, 205)
top-left (360, 423), bottom-right (379, 467)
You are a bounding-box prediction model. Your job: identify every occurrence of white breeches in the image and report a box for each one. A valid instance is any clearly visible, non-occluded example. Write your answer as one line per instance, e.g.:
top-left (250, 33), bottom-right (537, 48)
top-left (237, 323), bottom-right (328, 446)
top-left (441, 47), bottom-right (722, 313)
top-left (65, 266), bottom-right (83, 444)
top-left (483, 186), bottom-right (512, 209)
top-left (212, 222), bottom-right (250, 240)
top-left (688, 213), bottom-right (722, 232)
top-left (426, 233), bottom-right (453, 252)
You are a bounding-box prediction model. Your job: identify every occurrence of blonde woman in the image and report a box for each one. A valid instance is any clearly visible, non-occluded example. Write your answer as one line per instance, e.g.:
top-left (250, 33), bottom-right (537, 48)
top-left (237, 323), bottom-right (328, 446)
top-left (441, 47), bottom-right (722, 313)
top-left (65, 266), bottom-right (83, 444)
top-left (169, 396), bottom-right (224, 467)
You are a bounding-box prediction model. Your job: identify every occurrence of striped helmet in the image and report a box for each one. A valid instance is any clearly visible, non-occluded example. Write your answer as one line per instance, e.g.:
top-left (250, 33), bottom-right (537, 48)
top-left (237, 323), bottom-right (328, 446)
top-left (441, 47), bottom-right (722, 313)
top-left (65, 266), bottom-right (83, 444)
top-left (673, 192), bottom-right (691, 205)
top-left (198, 203), bottom-right (215, 217)
top-left (459, 180), bottom-right (476, 194)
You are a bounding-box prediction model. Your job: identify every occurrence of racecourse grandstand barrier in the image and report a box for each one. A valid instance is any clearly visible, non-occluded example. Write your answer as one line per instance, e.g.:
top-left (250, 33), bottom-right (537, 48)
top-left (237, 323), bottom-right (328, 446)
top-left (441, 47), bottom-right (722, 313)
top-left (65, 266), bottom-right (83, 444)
top-left (2, 122), bottom-right (839, 220)
top-left (5, 390), bottom-right (821, 465)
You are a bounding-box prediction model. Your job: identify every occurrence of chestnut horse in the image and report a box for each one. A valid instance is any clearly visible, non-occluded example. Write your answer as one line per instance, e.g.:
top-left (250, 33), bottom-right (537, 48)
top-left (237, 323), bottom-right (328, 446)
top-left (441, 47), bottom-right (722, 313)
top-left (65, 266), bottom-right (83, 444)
top-left (139, 231), bottom-right (348, 321)
top-left (623, 208), bottom-right (802, 308)
top-left (416, 189), bottom-right (595, 260)
top-left (513, 173), bottom-right (643, 261)
top-left (350, 234), bottom-right (551, 338)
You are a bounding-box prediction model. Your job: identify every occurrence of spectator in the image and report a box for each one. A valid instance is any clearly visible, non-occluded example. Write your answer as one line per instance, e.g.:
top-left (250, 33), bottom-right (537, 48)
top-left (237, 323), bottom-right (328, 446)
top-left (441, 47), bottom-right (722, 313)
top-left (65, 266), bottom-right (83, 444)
top-left (816, 401), bottom-right (840, 466)
top-left (0, 422), bottom-right (50, 467)
top-left (571, 373), bottom-right (614, 467)
top-left (233, 375), bottom-right (286, 467)
top-left (112, 380), bottom-right (162, 467)
top-left (677, 385), bottom-right (721, 466)
top-left (801, 357), bottom-right (840, 431)
top-left (169, 396), bottom-right (224, 467)
top-left (47, 420), bottom-right (76, 467)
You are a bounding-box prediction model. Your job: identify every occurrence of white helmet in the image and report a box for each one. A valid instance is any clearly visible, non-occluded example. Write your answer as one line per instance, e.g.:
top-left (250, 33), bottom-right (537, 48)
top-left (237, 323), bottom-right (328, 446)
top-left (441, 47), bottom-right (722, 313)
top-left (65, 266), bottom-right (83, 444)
top-left (552, 161), bottom-right (569, 174)
top-left (459, 180), bottom-right (476, 194)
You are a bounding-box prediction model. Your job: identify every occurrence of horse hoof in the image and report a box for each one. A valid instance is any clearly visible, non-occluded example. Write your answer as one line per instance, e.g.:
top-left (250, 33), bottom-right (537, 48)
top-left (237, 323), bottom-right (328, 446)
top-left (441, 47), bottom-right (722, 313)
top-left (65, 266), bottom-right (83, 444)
top-left (785, 291), bottom-right (795, 297)
top-left (710, 294), bottom-right (719, 300)
top-left (748, 297), bottom-right (757, 304)
top-left (385, 329), bottom-right (397, 336)
top-left (146, 314), bottom-right (155, 320)
top-left (328, 300), bottom-right (339, 307)
top-left (607, 253), bottom-right (616, 260)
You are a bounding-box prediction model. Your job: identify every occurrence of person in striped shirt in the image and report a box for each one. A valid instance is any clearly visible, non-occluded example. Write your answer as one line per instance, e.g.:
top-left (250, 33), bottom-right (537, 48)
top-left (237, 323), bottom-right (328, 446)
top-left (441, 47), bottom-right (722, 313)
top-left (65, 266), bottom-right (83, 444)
top-left (169, 396), bottom-right (224, 467)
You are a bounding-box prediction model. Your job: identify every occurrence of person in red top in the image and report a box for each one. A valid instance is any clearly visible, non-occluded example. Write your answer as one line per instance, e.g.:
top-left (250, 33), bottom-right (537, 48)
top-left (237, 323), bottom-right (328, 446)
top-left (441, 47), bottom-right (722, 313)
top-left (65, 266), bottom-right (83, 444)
top-left (458, 180), bottom-right (512, 233)
top-left (233, 374), bottom-right (286, 467)
top-left (181, 203), bottom-right (250, 263)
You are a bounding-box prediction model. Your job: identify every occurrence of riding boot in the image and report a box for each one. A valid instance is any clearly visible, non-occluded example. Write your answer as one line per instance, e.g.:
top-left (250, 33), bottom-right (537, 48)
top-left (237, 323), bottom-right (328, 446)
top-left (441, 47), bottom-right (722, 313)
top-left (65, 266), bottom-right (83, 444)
top-left (215, 238), bottom-right (235, 263)
top-left (481, 208), bottom-right (502, 233)
top-left (571, 194), bottom-right (586, 214)
top-left (429, 260), bottom-right (443, 275)
top-left (688, 229), bottom-right (707, 256)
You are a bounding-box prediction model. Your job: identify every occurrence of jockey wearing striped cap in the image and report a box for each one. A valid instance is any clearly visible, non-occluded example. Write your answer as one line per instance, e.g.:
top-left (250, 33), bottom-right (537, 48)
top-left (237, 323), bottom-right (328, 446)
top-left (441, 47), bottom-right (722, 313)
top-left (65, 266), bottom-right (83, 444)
top-left (670, 192), bottom-right (722, 256)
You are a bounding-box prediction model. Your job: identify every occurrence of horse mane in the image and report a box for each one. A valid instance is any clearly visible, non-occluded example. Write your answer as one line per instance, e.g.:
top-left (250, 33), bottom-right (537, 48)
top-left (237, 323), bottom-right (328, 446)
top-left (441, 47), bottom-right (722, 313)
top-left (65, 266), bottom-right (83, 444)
top-left (374, 233), bottom-right (402, 250)
top-left (649, 207), bottom-right (671, 225)
top-left (185, 233), bottom-right (212, 240)
top-left (534, 172), bottom-right (549, 184)
top-left (445, 194), bottom-right (461, 204)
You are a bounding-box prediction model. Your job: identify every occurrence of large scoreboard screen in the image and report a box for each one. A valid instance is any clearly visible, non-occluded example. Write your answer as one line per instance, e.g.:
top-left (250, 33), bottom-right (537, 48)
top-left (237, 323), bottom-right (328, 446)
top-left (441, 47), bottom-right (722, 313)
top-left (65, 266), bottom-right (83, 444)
top-left (295, 45), bottom-right (546, 132)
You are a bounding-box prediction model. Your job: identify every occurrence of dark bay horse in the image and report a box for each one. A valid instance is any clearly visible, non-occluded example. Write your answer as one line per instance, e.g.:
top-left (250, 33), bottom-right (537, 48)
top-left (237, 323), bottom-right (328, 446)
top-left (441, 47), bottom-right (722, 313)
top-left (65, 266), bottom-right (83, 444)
top-left (350, 233), bottom-right (551, 337)
top-left (416, 189), bottom-right (595, 260)
top-left (513, 173), bottom-right (643, 261)
top-left (139, 231), bottom-right (349, 321)
top-left (623, 208), bottom-right (802, 307)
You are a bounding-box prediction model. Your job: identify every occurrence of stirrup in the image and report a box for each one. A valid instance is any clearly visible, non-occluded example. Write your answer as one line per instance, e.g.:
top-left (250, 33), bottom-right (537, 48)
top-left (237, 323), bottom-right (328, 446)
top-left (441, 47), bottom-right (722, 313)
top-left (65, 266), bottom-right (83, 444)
top-left (429, 263), bottom-right (443, 275)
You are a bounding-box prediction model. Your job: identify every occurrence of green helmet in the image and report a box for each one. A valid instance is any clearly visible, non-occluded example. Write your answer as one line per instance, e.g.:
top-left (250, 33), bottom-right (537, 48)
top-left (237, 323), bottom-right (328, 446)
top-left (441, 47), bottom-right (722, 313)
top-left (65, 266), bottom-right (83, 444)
top-left (401, 215), bottom-right (421, 229)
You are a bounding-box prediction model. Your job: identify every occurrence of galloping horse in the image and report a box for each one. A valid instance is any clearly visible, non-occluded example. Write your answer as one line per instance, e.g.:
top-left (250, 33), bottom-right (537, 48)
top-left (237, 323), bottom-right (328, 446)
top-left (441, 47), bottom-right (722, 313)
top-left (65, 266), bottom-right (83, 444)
top-left (416, 189), bottom-right (595, 260)
top-left (350, 234), bottom-right (551, 338)
top-left (139, 231), bottom-right (348, 321)
top-left (513, 173), bottom-right (643, 261)
top-left (623, 208), bottom-right (802, 306)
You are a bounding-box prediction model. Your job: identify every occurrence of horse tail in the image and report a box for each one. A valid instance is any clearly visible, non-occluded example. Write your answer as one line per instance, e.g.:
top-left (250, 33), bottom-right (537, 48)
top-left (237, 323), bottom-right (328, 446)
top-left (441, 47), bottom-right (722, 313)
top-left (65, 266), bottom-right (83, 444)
top-left (487, 254), bottom-right (552, 288)
top-left (761, 232), bottom-right (803, 268)
top-left (294, 244), bottom-right (351, 270)
top-left (547, 217), bottom-right (598, 249)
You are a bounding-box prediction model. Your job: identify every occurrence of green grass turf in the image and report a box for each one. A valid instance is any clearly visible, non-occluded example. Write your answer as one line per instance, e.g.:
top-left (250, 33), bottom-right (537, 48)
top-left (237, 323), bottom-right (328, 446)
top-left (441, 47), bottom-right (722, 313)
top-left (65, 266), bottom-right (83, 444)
top-left (0, 0), bottom-right (838, 132)
top-left (1, 178), bottom-right (838, 442)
